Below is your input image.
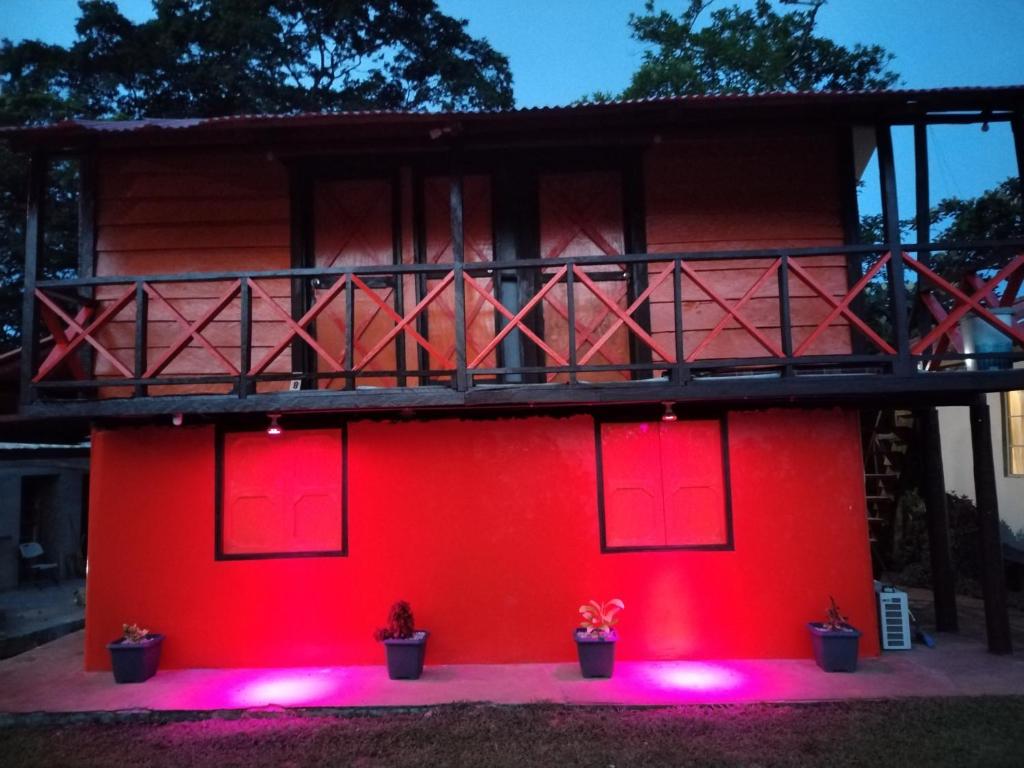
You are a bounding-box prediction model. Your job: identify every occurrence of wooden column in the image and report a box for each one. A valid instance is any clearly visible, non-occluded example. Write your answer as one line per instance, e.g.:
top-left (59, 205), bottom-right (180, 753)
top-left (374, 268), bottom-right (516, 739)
top-left (622, 151), bottom-right (652, 378)
top-left (837, 127), bottom-right (866, 356)
top-left (78, 153), bottom-right (97, 387)
top-left (450, 155), bottom-right (468, 392)
top-left (19, 151), bottom-right (46, 408)
top-left (918, 407), bottom-right (958, 631)
top-left (969, 395), bottom-right (1013, 654)
top-left (288, 163), bottom-right (315, 387)
top-left (876, 125), bottom-right (912, 376)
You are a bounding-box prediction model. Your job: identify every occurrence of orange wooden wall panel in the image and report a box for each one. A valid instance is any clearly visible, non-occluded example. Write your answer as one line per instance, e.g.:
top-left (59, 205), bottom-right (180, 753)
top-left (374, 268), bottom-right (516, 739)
top-left (93, 150), bottom-right (290, 394)
top-left (644, 131), bottom-right (851, 359)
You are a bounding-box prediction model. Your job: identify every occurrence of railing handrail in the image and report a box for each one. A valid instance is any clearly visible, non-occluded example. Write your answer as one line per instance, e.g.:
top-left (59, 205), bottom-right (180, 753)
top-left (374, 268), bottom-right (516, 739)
top-left (33, 238), bottom-right (1024, 289)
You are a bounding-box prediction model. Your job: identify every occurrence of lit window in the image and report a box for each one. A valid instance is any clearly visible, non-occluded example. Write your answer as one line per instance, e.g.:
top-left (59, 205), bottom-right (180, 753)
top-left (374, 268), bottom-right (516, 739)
top-left (217, 427), bottom-right (346, 559)
top-left (596, 419), bottom-right (732, 551)
top-left (1006, 391), bottom-right (1024, 477)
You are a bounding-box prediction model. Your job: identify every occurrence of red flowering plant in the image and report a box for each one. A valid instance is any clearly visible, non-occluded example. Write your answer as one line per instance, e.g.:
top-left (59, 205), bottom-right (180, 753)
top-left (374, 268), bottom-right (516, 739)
top-left (578, 598), bottom-right (625, 638)
top-left (822, 596), bottom-right (855, 632)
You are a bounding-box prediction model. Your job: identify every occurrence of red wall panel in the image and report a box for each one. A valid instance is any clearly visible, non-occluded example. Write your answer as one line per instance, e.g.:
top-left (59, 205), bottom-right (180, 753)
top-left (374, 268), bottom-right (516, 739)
top-left (85, 409), bottom-right (878, 669)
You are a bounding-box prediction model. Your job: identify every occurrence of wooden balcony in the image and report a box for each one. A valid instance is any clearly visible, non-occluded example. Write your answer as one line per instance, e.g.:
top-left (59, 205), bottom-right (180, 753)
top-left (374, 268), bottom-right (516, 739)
top-left (17, 239), bottom-right (1024, 419)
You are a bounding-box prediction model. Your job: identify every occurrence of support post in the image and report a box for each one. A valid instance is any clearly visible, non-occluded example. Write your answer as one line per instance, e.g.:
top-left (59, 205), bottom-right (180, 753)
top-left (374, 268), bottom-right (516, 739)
top-left (622, 152), bottom-right (652, 379)
top-left (876, 125), bottom-right (912, 376)
top-left (969, 395), bottom-right (1013, 654)
top-left (450, 158), bottom-right (468, 392)
top-left (19, 151), bottom-right (46, 408)
top-left (1012, 114), bottom-right (1024, 229)
top-left (288, 164), bottom-right (315, 388)
top-left (78, 153), bottom-right (97, 385)
top-left (837, 127), bottom-right (867, 356)
top-left (918, 407), bottom-right (958, 631)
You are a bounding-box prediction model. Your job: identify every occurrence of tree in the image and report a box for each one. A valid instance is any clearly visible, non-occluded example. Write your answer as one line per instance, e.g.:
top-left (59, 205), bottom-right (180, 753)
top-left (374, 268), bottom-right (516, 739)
top-left (607, 0), bottom-right (898, 99)
top-left (0, 0), bottom-right (514, 351)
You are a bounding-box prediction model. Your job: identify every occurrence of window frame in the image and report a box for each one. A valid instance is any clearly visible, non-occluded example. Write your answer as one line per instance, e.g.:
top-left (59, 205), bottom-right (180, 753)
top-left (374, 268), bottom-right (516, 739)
top-left (594, 414), bottom-right (734, 554)
top-left (214, 423), bottom-right (348, 561)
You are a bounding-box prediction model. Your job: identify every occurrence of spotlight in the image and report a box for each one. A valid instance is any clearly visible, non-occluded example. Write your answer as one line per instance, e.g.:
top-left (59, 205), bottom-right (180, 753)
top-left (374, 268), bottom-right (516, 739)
top-left (171, 413), bottom-right (183, 427)
top-left (267, 414), bottom-right (283, 436)
top-left (661, 402), bottom-right (677, 422)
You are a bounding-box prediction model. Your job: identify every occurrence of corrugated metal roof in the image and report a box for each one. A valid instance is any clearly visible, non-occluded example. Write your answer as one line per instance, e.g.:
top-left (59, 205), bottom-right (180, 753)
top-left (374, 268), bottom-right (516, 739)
top-left (2, 85), bottom-right (1022, 140)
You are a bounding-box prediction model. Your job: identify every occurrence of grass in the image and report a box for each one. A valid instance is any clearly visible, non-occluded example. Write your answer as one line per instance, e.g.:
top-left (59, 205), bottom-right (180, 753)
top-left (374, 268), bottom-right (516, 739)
top-left (2, 697), bottom-right (1023, 767)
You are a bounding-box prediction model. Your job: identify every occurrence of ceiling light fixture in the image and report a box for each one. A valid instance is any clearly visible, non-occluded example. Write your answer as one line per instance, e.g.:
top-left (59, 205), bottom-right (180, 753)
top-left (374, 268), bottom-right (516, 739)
top-left (661, 402), bottom-right (678, 422)
top-left (267, 414), bottom-right (283, 436)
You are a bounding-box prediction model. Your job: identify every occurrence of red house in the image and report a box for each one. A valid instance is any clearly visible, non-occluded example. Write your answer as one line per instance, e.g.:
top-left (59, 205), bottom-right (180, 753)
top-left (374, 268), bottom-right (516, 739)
top-left (4, 86), bottom-right (1023, 670)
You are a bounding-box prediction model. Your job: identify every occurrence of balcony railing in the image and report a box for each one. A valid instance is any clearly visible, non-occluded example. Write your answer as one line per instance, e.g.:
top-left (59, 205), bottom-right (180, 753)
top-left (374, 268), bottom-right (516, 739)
top-left (20, 240), bottom-right (1024, 415)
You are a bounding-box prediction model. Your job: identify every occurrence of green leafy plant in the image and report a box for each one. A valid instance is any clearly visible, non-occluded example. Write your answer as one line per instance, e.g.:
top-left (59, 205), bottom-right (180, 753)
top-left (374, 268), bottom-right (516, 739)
top-left (120, 623), bottom-right (150, 643)
top-left (822, 596), bottom-right (853, 632)
top-left (579, 598), bottom-right (625, 636)
top-left (375, 600), bottom-right (416, 641)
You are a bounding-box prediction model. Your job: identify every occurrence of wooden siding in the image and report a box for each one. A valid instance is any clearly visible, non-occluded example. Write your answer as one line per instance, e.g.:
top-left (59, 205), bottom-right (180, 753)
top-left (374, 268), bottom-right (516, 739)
top-left (645, 132), bottom-right (849, 361)
top-left (82, 131), bottom-right (851, 393)
top-left (94, 150), bottom-right (291, 395)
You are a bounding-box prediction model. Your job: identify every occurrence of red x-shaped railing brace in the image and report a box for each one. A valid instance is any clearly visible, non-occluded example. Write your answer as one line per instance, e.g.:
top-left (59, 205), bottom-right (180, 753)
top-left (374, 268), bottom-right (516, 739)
top-left (33, 287), bottom-right (134, 381)
top-left (907, 253), bottom-right (1024, 354)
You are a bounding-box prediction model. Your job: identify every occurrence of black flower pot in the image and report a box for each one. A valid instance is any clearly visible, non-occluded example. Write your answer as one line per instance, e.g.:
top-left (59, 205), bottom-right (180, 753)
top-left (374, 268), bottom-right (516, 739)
top-left (575, 629), bottom-right (617, 678)
top-left (107, 633), bottom-right (164, 683)
top-left (807, 623), bottom-right (861, 672)
top-left (383, 631), bottom-right (429, 679)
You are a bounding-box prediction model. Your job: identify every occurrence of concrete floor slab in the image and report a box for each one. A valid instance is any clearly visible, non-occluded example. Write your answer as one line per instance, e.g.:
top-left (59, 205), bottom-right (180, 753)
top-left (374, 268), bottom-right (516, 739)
top-left (1, 630), bottom-right (1023, 714)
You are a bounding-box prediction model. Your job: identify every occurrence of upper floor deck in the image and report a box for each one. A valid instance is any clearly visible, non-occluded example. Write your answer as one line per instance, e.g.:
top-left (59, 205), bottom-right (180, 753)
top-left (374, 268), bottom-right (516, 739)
top-left (7, 87), bottom-right (1024, 420)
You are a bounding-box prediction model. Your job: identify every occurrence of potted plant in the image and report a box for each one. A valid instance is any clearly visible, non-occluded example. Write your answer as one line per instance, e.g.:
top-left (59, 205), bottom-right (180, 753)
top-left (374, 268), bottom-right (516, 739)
top-left (375, 601), bottom-right (429, 680)
top-left (107, 623), bottom-right (164, 683)
top-left (807, 597), bottom-right (861, 672)
top-left (575, 598), bottom-right (624, 678)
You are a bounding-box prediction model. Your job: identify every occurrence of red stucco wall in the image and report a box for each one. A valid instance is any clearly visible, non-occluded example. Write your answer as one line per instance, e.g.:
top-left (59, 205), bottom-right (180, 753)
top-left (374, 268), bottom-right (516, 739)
top-left (85, 409), bottom-right (879, 669)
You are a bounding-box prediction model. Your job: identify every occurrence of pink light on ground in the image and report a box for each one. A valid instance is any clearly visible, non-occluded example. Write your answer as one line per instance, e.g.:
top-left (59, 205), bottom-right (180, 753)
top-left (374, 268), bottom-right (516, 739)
top-left (233, 670), bottom-right (340, 707)
top-left (643, 662), bottom-right (746, 696)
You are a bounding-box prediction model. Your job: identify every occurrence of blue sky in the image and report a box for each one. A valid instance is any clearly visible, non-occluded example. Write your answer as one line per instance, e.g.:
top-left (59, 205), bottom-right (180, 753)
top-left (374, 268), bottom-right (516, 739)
top-left (4, 0), bottom-right (1023, 217)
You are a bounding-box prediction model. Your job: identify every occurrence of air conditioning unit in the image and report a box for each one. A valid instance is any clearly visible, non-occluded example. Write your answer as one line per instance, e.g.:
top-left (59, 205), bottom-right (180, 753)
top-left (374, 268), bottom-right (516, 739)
top-left (876, 585), bottom-right (911, 650)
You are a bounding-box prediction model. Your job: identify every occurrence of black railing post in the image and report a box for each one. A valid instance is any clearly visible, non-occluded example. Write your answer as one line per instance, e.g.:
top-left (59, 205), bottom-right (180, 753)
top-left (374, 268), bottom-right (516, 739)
top-left (913, 123), bottom-right (936, 349)
top-left (876, 124), bottom-right (913, 376)
top-left (344, 275), bottom-right (355, 390)
top-left (239, 277), bottom-right (252, 398)
top-left (566, 262), bottom-right (577, 385)
top-left (672, 257), bottom-right (688, 385)
top-left (78, 153), bottom-right (97, 387)
top-left (391, 169), bottom-right (407, 388)
top-left (623, 152), bottom-right (652, 379)
top-left (450, 161), bottom-right (468, 392)
top-left (19, 150), bottom-right (46, 408)
top-left (133, 280), bottom-right (148, 398)
top-left (777, 254), bottom-right (794, 376)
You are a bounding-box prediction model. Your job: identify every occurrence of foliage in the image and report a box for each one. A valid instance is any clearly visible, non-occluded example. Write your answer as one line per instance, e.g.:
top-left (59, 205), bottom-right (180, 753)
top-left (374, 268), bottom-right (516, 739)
top-left (605, 0), bottom-right (898, 101)
top-left (375, 600), bottom-right (416, 641)
top-left (578, 598), bottom-right (624, 637)
top-left (821, 596), bottom-right (852, 632)
top-left (0, 0), bottom-right (513, 352)
top-left (120, 623), bottom-right (150, 643)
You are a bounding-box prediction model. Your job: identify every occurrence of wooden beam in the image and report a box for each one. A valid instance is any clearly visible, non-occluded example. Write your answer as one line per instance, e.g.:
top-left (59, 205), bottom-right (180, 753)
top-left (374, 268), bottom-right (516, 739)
top-left (837, 127), bottom-right (867, 356)
top-left (876, 125), bottom-right (913, 376)
top-left (77, 153), bottom-right (97, 391)
top-left (288, 163), bottom-right (315, 387)
top-left (1012, 113), bottom-right (1024, 224)
top-left (19, 151), bottom-right (46, 409)
top-left (918, 407), bottom-right (958, 632)
top-left (969, 396), bottom-right (1013, 654)
top-left (450, 157), bottom-right (468, 392)
top-left (622, 150), bottom-right (652, 378)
